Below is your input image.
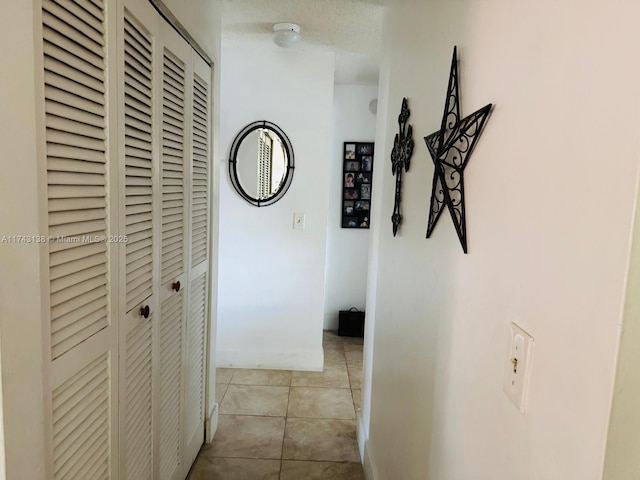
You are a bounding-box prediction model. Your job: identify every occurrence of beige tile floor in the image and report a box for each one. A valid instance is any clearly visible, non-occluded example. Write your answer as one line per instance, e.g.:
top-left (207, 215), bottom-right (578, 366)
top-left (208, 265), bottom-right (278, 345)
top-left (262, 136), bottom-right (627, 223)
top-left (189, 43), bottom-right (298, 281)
top-left (189, 331), bottom-right (364, 480)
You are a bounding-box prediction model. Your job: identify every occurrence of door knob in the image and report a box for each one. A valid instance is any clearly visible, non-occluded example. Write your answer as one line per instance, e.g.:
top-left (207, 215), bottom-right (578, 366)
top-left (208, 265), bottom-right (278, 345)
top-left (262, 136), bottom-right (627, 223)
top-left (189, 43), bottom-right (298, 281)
top-left (140, 305), bottom-right (150, 319)
top-left (172, 281), bottom-right (181, 292)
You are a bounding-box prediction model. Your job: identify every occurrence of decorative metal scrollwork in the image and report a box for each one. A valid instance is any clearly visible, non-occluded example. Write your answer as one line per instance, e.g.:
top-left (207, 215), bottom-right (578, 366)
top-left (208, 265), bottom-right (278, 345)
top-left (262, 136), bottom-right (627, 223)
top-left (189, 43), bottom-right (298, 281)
top-left (424, 47), bottom-right (492, 253)
top-left (390, 98), bottom-right (414, 237)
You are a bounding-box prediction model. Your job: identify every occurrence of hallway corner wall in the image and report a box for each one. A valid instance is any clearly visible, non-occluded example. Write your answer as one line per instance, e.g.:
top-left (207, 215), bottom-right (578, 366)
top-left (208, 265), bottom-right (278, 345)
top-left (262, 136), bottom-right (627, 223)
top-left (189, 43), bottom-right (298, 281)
top-left (216, 45), bottom-right (335, 371)
top-left (323, 85), bottom-right (378, 330)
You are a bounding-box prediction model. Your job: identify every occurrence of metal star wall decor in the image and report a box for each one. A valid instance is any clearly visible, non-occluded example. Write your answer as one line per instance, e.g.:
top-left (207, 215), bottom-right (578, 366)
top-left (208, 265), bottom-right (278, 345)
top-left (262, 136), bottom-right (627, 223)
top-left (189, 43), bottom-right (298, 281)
top-left (424, 47), bottom-right (492, 253)
top-left (390, 97), bottom-right (414, 236)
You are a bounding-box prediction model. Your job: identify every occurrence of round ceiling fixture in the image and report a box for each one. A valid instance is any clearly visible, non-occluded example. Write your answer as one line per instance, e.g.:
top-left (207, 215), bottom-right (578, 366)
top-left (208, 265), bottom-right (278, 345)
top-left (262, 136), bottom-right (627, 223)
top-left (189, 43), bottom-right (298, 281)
top-left (273, 23), bottom-right (301, 48)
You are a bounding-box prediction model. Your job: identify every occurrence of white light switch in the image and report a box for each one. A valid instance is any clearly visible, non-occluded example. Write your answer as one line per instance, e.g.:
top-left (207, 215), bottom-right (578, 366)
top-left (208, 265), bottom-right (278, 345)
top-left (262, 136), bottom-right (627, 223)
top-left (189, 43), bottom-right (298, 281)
top-left (503, 323), bottom-right (534, 413)
top-left (293, 213), bottom-right (305, 230)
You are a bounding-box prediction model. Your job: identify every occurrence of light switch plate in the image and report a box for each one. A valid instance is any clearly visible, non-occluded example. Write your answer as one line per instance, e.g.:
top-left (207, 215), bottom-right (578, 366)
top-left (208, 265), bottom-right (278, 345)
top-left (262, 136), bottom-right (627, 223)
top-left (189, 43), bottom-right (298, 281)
top-left (503, 323), bottom-right (534, 413)
top-left (293, 213), bottom-right (305, 230)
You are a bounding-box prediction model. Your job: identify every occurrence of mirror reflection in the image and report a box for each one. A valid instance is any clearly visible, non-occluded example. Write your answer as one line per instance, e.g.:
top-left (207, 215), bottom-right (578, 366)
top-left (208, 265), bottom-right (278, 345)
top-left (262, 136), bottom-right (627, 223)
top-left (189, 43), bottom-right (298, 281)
top-left (229, 121), bottom-right (294, 207)
top-left (236, 128), bottom-right (287, 200)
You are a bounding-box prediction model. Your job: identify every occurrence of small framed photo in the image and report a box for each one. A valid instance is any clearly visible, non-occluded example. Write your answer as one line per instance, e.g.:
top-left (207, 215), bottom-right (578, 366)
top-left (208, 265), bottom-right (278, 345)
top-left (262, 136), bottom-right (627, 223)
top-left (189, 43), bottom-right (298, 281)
top-left (345, 161), bottom-right (360, 172)
top-left (358, 144), bottom-right (373, 155)
top-left (343, 216), bottom-right (359, 228)
top-left (342, 141), bottom-right (374, 229)
top-left (344, 172), bottom-right (356, 188)
top-left (355, 200), bottom-right (370, 211)
top-left (356, 173), bottom-right (372, 184)
top-left (345, 144), bottom-right (356, 160)
top-left (345, 189), bottom-right (359, 200)
top-left (343, 201), bottom-right (355, 215)
top-left (360, 184), bottom-right (371, 200)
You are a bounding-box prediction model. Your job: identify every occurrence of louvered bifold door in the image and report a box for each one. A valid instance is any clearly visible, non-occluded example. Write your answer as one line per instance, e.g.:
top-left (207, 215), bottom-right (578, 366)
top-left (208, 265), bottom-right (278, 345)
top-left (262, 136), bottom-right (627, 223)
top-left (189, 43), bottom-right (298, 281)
top-left (184, 55), bottom-right (212, 471)
top-left (41, 0), bottom-right (118, 478)
top-left (158, 22), bottom-right (192, 480)
top-left (118, 6), bottom-right (156, 480)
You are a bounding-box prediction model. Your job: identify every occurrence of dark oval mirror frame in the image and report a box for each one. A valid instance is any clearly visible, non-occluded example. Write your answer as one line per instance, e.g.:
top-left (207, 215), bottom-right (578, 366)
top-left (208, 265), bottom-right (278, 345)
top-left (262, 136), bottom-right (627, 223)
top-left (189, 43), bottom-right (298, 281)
top-left (228, 120), bottom-right (295, 207)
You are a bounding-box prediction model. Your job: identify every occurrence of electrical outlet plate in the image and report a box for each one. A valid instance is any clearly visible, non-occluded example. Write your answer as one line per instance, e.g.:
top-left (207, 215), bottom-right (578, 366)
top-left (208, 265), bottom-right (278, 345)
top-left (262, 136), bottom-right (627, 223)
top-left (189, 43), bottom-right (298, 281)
top-left (503, 323), bottom-right (534, 413)
top-left (293, 213), bottom-right (305, 230)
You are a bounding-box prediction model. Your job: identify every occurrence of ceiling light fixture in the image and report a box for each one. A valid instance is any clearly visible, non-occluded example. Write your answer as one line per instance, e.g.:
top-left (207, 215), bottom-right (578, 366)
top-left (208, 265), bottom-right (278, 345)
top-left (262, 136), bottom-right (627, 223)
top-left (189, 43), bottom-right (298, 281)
top-left (272, 23), bottom-right (301, 48)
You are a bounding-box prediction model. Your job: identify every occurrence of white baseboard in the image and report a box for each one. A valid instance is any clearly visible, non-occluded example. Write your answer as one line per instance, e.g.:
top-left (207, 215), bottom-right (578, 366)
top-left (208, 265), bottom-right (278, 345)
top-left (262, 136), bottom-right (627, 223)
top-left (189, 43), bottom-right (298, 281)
top-left (363, 440), bottom-right (378, 480)
top-left (358, 413), bottom-right (377, 480)
top-left (216, 348), bottom-right (324, 372)
top-left (357, 412), bottom-right (367, 459)
top-left (205, 403), bottom-right (219, 444)
top-left (323, 312), bottom-right (339, 330)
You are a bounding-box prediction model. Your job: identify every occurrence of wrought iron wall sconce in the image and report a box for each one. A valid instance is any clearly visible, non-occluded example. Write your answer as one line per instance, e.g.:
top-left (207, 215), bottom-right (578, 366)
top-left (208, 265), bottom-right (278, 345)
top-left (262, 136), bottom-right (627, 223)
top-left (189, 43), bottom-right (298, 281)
top-left (390, 98), bottom-right (414, 236)
top-left (424, 47), bottom-right (492, 253)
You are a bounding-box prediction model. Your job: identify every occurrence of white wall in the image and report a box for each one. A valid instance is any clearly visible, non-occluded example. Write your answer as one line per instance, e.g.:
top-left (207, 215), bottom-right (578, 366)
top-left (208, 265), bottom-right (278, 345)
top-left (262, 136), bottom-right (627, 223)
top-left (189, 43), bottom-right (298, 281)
top-left (216, 46), bottom-right (335, 371)
top-left (361, 1), bottom-right (640, 479)
top-left (324, 85), bottom-right (378, 330)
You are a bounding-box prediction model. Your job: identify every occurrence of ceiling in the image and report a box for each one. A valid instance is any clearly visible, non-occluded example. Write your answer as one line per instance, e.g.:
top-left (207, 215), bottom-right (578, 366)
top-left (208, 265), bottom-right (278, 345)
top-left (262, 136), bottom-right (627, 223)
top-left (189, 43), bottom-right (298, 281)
top-left (222, 0), bottom-right (385, 85)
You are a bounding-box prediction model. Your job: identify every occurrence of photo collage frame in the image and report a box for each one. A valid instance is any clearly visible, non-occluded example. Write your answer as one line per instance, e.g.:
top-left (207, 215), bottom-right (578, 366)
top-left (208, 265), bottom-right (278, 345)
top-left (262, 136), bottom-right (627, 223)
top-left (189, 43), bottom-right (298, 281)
top-left (342, 142), bottom-right (374, 229)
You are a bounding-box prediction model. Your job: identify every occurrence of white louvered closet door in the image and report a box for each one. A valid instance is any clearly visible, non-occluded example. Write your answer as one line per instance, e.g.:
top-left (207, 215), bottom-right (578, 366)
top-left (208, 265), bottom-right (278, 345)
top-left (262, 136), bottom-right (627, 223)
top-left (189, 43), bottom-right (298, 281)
top-left (184, 54), bottom-right (212, 469)
top-left (157, 19), bottom-right (193, 480)
top-left (40, 0), bottom-right (212, 477)
top-left (41, 0), bottom-right (118, 478)
top-left (117, 2), bottom-right (158, 478)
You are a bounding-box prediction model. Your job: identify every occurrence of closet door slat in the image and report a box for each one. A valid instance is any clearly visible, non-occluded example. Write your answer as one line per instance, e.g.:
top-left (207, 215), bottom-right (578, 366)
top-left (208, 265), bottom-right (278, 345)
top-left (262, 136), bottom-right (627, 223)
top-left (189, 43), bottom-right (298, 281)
top-left (124, 14), bottom-right (154, 314)
top-left (186, 272), bottom-right (207, 443)
top-left (159, 292), bottom-right (184, 479)
top-left (161, 49), bottom-right (186, 286)
top-left (124, 317), bottom-right (153, 480)
top-left (53, 353), bottom-right (110, 480)
top-left (191, 74), bottom-right (209, 267)
top-left (119, 12), bottom-right (154, 480)
top-left (43, 0), bottom-right (110, 367)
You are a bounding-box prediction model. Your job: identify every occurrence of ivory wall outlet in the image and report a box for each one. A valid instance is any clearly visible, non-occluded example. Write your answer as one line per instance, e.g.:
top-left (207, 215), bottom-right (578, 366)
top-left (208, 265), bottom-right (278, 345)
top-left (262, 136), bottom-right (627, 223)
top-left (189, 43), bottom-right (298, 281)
top-left (293, 213), bottom-right (305, 230)
top-left (503, 323), bottom-right (534, 413)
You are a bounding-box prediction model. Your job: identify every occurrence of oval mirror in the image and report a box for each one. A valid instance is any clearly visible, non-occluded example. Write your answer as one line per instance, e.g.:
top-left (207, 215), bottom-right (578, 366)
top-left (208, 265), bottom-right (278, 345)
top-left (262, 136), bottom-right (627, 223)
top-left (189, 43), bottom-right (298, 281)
top-left (229, 121), bottom-right (294, 206)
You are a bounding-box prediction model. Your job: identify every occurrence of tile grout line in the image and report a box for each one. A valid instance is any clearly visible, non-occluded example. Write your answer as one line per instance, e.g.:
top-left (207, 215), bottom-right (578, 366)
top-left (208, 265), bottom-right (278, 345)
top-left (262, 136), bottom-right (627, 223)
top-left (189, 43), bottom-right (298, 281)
top-left (204, 455), bottom-right (363, 464)
top-left (279, 370), bottom-right (294, 479)
top-left (277, 458), bottom-right (364, 465)
top-left (218, 382), bottom-right (230, 406)
top-left (216, 413), bottom-right (357, 421)
top-left (342, 339), bottom-right (360, 416)
top-left (214, 368), bottom-right (234, 413)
